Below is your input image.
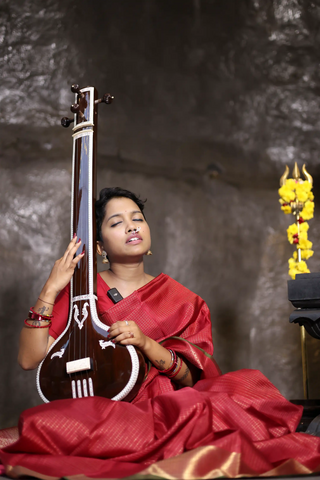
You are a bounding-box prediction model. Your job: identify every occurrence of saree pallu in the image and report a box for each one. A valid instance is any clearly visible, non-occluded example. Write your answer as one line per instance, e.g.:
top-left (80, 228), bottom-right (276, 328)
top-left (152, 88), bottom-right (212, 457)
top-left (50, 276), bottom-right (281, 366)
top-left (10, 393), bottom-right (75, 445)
top-left (1, 274), bottom-right (320, 479)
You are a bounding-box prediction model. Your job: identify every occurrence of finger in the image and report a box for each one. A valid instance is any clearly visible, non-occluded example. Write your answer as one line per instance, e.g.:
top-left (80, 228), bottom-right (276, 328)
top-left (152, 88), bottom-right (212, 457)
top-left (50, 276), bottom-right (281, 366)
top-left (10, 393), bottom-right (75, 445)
top-left (109, 322), bottom-right (139, 337)
top-left (108, 326), bottom-right (124, 338)
top-left (108, 327), bottom-right (134, 341)
top-left (65, 239), bottom-right (82, 264)
top-left (110, 321), bottom-right (135, 335)
top-left (67, 235), bottom-right (79, 250)
top-left (118, 336), bottom-right (137, 346)
top-left (71, 251), bottom-right (85, 266)
top-left (61, 237), bottom-right (81, 263)
top-left (121, 320), bottom-right (136, 327)
top-left (114, 331), bottom-right (135, 344)
top-left (108, 322), bottom-right (124, 334)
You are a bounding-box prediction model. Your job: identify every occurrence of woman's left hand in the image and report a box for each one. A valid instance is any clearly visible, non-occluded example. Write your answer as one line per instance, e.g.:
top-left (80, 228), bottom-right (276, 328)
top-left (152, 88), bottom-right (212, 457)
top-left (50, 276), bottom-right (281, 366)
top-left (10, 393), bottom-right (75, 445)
top-left (107, 321), bottom-right (148, 350)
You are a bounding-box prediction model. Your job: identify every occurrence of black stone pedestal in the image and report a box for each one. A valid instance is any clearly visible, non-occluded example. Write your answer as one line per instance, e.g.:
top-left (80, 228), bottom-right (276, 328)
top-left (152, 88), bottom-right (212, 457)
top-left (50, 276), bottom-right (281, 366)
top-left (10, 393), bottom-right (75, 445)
top-left (291, 399), bottom-right (320, 432)
top-left (289, 309), bottom-right (320, 340)
top-left (288, 273), bottom-right (320, 432)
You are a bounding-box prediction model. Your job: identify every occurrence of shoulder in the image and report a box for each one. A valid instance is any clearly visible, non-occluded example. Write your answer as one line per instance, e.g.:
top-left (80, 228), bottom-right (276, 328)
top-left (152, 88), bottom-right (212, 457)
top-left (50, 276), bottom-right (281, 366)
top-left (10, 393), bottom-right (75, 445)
top-left (145, 273), bottom-right (155, 282)
top-left (98, 270), bottom-right (111, 286)
top-left (160, 274), bottom-right (206, 306)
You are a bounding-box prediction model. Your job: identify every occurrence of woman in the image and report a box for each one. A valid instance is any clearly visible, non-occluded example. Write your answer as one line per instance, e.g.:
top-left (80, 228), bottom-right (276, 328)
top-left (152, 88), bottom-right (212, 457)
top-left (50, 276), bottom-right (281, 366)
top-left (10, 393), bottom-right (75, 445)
top-left (1, 187), bottom-right (320, 479)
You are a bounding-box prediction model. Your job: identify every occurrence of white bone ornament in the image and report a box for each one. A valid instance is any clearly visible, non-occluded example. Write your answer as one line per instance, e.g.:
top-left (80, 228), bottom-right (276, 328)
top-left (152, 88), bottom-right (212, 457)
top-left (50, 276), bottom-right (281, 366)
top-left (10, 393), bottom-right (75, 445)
top-left (73, 304), bottom-right (79, 325)
top-left (73, 302), bottom-right (89, 330)
top-left (82, 302), bottom-right (89, 324)
top-left (99, 340), bottom-right (116, 350)
top-left (51, 348), bottom-right (65, 359)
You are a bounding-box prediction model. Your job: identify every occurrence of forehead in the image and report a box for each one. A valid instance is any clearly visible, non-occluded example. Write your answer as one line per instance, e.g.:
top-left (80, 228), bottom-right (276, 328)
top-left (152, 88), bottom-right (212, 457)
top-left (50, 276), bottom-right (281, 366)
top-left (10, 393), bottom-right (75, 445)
top-left (104, 197), bottom-right (141, 218)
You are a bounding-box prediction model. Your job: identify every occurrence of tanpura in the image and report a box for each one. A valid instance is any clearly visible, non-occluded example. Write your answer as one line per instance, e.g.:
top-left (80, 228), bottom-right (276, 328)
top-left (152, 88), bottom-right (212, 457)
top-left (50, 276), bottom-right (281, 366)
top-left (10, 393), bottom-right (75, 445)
top-left (37, 85), bottom-right (145, 403)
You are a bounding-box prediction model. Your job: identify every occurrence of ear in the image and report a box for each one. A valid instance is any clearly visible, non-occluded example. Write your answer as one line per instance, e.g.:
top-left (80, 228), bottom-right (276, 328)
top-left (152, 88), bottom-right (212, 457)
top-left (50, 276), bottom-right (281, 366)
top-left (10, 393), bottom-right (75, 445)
top-left (96, 241), bottom-right (103, 256)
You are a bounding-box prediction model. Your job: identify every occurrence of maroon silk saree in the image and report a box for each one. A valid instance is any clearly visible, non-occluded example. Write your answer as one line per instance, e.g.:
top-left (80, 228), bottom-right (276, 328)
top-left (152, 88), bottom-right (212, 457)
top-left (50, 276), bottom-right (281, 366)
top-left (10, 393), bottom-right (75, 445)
top-left (1, 273), bottom-right (320, 479)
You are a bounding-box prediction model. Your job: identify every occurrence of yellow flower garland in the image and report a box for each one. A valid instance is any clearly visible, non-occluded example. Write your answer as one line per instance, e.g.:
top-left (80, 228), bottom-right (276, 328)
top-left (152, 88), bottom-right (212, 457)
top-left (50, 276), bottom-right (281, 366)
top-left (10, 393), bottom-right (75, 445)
top-left (279, 177), bottom-right (314, 279)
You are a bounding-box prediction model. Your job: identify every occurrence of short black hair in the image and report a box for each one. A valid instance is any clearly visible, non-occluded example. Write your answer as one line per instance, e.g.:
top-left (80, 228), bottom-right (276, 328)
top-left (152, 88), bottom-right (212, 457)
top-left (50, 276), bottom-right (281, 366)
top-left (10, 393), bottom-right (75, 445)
top-left (95, 187), bottom-right (146, 241)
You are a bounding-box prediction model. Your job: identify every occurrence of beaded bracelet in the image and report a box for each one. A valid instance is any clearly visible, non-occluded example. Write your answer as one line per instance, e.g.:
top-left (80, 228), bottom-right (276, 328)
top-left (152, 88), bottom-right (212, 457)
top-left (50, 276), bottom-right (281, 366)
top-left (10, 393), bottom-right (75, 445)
top-left (168, 357), bottom-right (183, 379)
top-left (24, 319), bottom-right (52, 329)
top-left (28, 307), bottom-right (53, 321)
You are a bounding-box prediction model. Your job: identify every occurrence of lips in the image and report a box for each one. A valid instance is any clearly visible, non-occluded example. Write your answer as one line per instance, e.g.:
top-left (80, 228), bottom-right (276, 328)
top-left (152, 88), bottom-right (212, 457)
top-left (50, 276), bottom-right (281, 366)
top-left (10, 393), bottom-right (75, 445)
top-left (126, 233), bottom-right (142, 244)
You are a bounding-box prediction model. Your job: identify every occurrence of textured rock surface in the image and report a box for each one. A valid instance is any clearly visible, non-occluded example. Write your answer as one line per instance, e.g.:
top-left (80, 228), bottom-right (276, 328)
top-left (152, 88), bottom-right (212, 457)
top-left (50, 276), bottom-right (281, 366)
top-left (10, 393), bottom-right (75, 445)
top-left (1, 0), bottom-right (320, 427)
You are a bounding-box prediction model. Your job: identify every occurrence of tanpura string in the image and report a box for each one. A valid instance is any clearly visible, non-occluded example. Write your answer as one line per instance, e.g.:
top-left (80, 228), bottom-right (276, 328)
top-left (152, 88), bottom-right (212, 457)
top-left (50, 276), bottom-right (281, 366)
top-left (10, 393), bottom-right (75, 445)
top-left (79, 141), bottom-right (85, 365)
top-left (83, 136), bottom-right (89, 386)
top-left (86, 137), bottom-right (89, 373)
top-left (85, 213), bottom-right (88, 386)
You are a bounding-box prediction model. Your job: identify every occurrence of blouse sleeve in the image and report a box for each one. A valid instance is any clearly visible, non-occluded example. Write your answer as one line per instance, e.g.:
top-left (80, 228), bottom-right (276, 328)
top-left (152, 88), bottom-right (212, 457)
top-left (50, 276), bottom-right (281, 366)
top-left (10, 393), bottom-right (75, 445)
top-left (48, 284), bottom-right (70, 340)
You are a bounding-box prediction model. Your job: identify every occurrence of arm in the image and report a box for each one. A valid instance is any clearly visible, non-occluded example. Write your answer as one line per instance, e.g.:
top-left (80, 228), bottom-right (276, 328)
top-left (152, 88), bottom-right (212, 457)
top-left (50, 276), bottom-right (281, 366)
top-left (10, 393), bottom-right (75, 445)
top-left (108, 322), bottom-right (199, 387)
top-left (142, 337), bottom-right (199, 387)
top-left (18, 284), bottom-right (57, 370)
top-left (18, 236), bottom-right (84, 370)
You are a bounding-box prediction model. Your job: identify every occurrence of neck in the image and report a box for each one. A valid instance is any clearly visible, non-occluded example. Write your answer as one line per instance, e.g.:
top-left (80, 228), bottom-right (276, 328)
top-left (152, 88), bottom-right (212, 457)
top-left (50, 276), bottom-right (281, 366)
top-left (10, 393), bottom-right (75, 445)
top-left (108, 260), bottom-right (147, 284)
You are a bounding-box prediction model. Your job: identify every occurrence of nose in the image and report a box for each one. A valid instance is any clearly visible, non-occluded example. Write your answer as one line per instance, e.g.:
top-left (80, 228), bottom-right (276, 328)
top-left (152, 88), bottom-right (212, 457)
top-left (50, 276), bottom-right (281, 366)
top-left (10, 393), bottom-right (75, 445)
top-left (125, 220), bottom-right (137, 234)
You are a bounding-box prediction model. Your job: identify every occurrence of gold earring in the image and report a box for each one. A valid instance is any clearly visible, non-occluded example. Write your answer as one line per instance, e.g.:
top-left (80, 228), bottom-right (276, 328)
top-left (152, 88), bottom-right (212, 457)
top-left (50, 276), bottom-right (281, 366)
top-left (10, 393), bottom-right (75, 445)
top-left (102, 251), bottom-right (109, 264)
top-left (146, 250), bottom-right (152, 256)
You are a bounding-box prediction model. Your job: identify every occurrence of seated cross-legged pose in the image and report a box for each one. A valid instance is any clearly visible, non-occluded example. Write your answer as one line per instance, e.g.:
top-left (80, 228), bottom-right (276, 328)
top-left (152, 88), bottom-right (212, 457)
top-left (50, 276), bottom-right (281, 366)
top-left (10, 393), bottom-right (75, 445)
top-left (1, 187), bottom-right (320, 480)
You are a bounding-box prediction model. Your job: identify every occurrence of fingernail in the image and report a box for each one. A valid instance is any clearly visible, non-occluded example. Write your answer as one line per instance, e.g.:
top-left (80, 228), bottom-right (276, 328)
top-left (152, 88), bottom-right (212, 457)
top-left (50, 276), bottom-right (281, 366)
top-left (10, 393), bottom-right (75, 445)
top-left (82, 248), bottom-right (85, 254)
top-left (73, 233), bottom-right (77, 238)
top-left (78, 238), bottom-right (81, 243)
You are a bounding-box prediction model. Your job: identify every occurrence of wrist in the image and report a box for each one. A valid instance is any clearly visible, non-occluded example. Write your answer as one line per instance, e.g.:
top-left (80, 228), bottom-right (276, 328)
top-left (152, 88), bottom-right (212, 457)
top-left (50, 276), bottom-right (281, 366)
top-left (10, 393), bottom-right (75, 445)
top-left (140, 336), bottom-right (153, 355)
top-left (40, 282), bottom-right (59, 302)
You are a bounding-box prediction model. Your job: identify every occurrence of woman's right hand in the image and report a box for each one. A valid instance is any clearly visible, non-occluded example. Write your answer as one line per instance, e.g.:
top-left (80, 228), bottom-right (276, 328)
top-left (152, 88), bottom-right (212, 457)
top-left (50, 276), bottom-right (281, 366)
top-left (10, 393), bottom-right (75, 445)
top-left (44, 236), bottom-right (84, 297)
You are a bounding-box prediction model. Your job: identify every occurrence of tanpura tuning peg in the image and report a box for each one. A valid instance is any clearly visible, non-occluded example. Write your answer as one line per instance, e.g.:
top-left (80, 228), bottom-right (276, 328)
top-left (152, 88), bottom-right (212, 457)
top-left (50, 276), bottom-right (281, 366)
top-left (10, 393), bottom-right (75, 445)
top-left (70, 104), bottom-right (80, 114)
top-left (70, 104), bottom-right (85, 120)
top-left (71, 84), bottom-right (85, 98)
top-left (61, 117), bottom-right (74, 128)
top-left (71, 84), bottom-right (81, 94)
top-left (95, 93), bottom-right (114, 105)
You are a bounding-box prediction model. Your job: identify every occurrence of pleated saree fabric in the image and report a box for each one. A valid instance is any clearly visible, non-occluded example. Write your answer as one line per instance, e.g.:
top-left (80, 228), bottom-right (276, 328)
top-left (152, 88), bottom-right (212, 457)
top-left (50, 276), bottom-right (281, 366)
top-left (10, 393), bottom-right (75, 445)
top-left (1, 273), bottom-right (320, 479)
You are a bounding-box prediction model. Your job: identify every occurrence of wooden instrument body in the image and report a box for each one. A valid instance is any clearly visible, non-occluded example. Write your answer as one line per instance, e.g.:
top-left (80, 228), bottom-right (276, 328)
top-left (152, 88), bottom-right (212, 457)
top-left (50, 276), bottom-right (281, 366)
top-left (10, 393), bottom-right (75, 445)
top-left (37, 87), bottom-right (145, 403)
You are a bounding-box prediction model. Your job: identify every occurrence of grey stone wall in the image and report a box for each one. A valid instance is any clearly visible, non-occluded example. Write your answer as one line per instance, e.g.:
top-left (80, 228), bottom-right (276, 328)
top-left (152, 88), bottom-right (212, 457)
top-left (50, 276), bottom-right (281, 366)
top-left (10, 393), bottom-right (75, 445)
top-left (1, 0), bottom-right (320, 428)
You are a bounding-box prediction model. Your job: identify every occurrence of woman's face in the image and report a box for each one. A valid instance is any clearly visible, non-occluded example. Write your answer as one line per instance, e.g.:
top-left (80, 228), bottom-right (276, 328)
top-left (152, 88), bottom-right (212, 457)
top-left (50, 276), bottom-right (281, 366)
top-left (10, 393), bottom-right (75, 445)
top-left (97, 196), bottom-right (151, 263)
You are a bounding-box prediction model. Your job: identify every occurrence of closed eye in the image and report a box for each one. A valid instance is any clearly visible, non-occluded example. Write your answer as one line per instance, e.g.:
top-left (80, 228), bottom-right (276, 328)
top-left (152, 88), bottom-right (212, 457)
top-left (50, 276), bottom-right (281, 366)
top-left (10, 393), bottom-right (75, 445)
top-left (110, 217), bottom-right (143, 227)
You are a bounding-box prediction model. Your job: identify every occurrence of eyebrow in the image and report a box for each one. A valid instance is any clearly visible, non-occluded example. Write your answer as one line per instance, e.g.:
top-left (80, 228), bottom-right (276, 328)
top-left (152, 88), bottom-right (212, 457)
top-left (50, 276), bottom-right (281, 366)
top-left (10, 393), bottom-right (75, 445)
top-left (106, 210), bottom-right (143, 223)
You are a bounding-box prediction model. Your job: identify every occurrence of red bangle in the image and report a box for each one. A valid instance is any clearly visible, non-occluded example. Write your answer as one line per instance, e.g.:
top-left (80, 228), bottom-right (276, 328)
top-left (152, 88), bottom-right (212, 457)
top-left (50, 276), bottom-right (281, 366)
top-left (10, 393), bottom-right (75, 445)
top-left (160, 349), bottom-right (178, 374)
top-left (171, 357), bottom-right (181, 375)
top-left (24, 319), bottom-right (52, 329)
top-left (168, 357), bottom-right (183, 379)
top-left (28, 307), bottom-right (53, 321)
